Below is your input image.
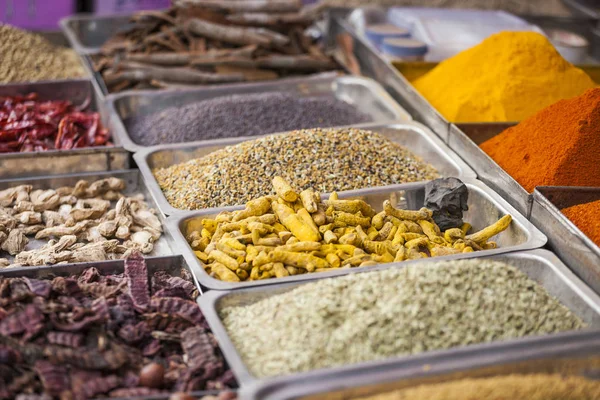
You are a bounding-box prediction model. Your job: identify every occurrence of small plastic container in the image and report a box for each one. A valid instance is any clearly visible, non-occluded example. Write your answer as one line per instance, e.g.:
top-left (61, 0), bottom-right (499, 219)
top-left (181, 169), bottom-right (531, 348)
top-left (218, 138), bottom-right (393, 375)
top-left (382, 37), bottom-right (428, 61)
top-left (365, 23), bottom-right (410, 47)
top-left (547, 29), bottom-right (589, 64)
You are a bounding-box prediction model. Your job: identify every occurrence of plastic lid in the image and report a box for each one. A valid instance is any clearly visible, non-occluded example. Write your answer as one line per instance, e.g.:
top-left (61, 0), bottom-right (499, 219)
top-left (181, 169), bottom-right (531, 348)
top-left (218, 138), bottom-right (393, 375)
top-left (365, 23), bottom-right (410, 45)
top-left (382, 38), bottom-right (428, 57)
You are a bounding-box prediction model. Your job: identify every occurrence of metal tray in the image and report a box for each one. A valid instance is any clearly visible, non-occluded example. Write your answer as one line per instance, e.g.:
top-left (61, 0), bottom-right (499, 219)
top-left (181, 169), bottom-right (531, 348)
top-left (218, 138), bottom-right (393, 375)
top-left (198, 249), bottom-right (600, 387)
top-left (531, 186), bottom-right (600, 295)
top-left (107, 75), bottom-right (413, 152)
top-left (0, 169), bottom-right (173, 267)
top-left (326, 8), bottom-right (451, 141)
top-left (170, 178), bottom-right (546, 291)
top-left (134, 121), bottom-right (476, 216)
top-left (240, 327), bottom-right (600, 399)
top-left (0, 79), bottom-right (129, 178)
top-left (447, 122), bottom-right (532, 217)
top-left (0, 255), bottom-right (240, 400)
top-left (198, 249), bottom-right (600, 386)
top-left (60, 13), bottom-right (133, 55)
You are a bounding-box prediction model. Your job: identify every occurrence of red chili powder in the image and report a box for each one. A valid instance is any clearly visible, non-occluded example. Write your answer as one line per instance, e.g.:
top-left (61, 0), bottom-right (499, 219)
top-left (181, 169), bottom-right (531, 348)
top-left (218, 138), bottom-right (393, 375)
top-left (562, 199), bottom-right (600, 247)
top-left (480, 88), bottom-right (600, 193)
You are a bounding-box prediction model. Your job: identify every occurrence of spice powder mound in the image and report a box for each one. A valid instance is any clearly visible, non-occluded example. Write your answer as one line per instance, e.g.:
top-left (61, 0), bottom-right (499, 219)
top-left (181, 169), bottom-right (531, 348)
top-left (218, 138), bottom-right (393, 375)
top-left (355, 374), bottom-right (600, 400)
top-left (480, 87), bottom-right (600, 192)
top-left (153, 128), bottom-right (439, 210)
top-left (220, 259), bottom-right (585, 378)
top-left (562, 199), bottom-right (600, 247)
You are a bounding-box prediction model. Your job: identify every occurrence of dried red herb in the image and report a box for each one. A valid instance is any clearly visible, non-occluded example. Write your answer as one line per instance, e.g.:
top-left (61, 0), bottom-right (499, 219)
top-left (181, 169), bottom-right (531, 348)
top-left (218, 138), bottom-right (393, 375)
top-left (0, 93), bottom-right (110, 153)
top-left (0, 253), bottom-right (236, 399)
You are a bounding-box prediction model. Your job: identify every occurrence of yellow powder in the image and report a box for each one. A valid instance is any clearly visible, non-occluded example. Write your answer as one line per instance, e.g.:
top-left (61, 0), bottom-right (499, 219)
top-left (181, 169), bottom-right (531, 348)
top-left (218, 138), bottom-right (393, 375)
top-left (412, 31), bottom-right (595, 123)
top-left (357, 373), bottom-right (600, 400)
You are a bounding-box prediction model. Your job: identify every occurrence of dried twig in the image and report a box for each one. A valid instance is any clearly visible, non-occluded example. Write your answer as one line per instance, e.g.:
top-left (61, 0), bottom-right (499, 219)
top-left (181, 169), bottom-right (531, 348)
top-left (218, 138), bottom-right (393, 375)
top-left (174, 0), bottom-right (301, 13)
top-left (185, 18), bottom-right (289, 47)
top-left (226, 12), bottom-right (313, 26)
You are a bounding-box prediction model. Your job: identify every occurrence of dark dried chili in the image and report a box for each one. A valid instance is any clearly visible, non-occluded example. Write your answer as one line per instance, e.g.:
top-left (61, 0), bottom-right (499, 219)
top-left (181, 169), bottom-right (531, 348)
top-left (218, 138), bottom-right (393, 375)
top-left (0, 252), bottom-right (236, 399)
top-left (0, 93), bottom-right (110, 153)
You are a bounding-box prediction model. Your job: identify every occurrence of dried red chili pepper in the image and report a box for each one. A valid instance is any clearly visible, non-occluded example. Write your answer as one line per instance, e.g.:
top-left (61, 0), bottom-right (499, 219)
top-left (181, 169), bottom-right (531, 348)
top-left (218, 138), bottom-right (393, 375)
top-left (0, 93), bottom-right (111, 153)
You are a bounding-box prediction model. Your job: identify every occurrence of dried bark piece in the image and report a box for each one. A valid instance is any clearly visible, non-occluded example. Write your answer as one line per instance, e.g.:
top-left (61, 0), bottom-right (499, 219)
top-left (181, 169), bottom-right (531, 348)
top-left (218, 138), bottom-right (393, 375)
top-left (142, 313), bottom-right (194, 333)
top-left (34, 360), bottom-right (69, 396)
top-left (23, 278), bottom-right (52, 298)
top-left (150, 297), bottom-right (205, 326)
top-left (125, 251), bottom-right (150, 311)
top-left (109, 387), bottom-right (164, 398)
top-left (0, 304), bottom-right (44, 337)
top-left (46, 331), bottom-right (84, 348)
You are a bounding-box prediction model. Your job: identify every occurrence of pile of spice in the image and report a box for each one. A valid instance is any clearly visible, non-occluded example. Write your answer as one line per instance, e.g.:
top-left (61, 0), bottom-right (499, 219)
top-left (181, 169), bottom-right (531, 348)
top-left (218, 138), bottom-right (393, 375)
top-left (562, 199), bottom-right (600, 247)
top-left (0, 177), bottom-right (163, 268)
top-left (412, 31), bottom-right (595, 122)
top-left (0, 254), bottom-right (236, 399)
top-left (0, 93), bottom-right (110, 153)
top-left (126, 92), bottom-right (372, 146)
top-left (190, 177), bottom-right (511, 282)
top-left (221, 259), bottom-right (584, 378)
top-left (96, 2), bottom-right (338, 92)
top-left (480, 88), bottom-right (600, 192)
top-left (0, 24), bottom-right (85, 83)
top-left (356, 374), bottom-right (600, 400)
top-left (153, 128), bottom-right (438, 210)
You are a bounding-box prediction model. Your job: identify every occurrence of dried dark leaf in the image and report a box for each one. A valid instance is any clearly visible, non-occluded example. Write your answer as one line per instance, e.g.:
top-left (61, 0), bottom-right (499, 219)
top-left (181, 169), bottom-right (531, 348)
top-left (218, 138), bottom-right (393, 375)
top-left (46, 331), bottom-right (84, 348)
top-left (23, 278), bottom-right (52, 299)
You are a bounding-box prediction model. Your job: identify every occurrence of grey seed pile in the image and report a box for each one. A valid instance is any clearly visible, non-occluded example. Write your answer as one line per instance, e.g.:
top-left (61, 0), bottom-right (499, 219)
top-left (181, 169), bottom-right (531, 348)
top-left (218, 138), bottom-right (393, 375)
top-left (0, 24), bottom-right (85, 83)
top-left (153, 127), bottom-right (439, 210)
top-left (221, 260), bottom-right (585, 378)
top-left (126, 92), bottom-right (372, 146)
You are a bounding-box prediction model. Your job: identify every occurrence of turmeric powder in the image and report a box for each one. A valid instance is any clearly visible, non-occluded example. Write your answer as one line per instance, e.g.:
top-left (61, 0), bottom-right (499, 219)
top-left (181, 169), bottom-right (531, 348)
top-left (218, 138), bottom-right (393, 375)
top-left (413, 31), bottom-right (595, 123)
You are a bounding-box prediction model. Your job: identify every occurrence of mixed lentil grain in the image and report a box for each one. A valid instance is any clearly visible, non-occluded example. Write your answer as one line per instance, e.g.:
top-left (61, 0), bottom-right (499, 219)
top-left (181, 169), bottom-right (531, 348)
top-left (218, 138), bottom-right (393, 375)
top-left (221, 260), bottom-right (584, 378)
top-left (356, 374), bottom-right (600, 400)
top-left (126, 92), bottom-right (372, 146)
top-left (0, 24), bottom-right (85, 83)
top-left (154, 128), bottom-right (438, 210)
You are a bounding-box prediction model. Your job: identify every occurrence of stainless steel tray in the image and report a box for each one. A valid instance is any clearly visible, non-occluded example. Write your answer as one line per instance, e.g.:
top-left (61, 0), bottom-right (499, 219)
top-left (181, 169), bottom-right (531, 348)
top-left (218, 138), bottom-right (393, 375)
top-left (0, 79), bottom-right (129, 178)
top-left (326, 9), bottom-right (451, 141)
top-left (531, 186), bottom-right (600, 295)
top-left (0, 169), bottom-right (173, 267)
top-left (170, 178), bottom-right (546, 291)
top-left (60, 13), bottom-right (133, 55)
top-left (107, 75), bottom-right (413, 152)
top-left (447, 122), bottom-right (531, 217)
top-left (241, 327), bottom-right (600, 399)
top-left (198, 249), bottom-right (600, 386)
top-left (0, 255), bottom-right (240, 400)
top-left (135, 121), bottom-right (476, 216)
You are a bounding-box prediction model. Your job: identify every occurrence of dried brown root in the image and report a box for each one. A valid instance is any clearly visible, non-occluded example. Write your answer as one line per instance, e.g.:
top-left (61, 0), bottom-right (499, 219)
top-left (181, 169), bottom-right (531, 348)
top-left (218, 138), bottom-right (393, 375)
top-left (1, 230), bottom-right (28, 255)
top-left (105, 63), bottom-right (247, 86)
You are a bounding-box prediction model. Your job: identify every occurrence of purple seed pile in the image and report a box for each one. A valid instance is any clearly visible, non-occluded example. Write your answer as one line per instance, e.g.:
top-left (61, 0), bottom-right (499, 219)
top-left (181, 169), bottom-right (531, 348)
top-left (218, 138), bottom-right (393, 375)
top-left (125, 92), bottom-right (372, 146)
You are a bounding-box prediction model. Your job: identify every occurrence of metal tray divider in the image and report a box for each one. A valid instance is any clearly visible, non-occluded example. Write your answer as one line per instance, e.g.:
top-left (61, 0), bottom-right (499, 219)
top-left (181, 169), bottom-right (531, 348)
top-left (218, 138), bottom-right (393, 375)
top-left (531, 186), bottom-right (600, 295)
top-left (169, 178), bottom-right (546, 291)
top-left (197, 249), bottom-right (600, 387)
top-left (134, 121), bottom-right (476, 216)
top-left (105, 75), bottom-right (413, 152)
